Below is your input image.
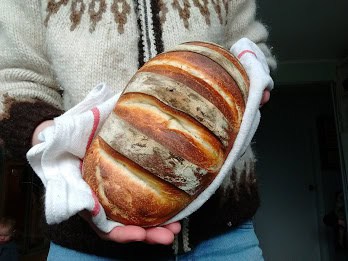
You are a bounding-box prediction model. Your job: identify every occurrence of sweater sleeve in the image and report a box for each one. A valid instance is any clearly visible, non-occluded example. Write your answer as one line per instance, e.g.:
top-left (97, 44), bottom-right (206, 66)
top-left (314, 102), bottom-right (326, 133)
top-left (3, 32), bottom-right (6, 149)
top-left (0, 0), bottom-right (64, 161)
top-left (226, 0), bottom-right (277, 70)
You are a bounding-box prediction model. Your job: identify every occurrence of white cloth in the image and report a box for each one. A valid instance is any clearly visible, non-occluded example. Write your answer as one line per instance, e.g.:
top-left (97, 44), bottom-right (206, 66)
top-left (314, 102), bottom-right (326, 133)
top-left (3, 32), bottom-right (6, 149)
top-left (27, 84), bottom-right (122, 232)
top-left (27, 38), bottom-right (273, 233)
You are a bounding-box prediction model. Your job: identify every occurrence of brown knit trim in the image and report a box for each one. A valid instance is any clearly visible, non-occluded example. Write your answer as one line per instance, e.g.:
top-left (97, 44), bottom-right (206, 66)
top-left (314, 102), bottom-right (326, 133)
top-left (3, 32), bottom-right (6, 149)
top-left (193, 0), bottom-right (210, 25)
top-left (211, 0), bottom-right (223, 24)
top-left (44, 0), bottom-right (69, 26)
top-left (111, 0), bottom-right (131, 34)
top-left (189, 167), bottom-right (260, 245)
top-left (70, 0), bottom-right (86, 31)
top-left (0, 97), bottom-right (64, 161)
top-left (172, 0), bottom-right (191, 29)
top-left (157, 0), bottom-right (168, 26)
top-left (0, 94), bottom-right (15, 120)
top-left (88, 0), bottom-right (107, 33)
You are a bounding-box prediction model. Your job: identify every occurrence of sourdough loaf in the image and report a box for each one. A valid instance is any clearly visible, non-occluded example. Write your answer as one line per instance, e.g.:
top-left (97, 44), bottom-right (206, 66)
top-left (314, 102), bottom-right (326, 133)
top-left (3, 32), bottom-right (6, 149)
top-left (82, 42), bottom-right (249, 226)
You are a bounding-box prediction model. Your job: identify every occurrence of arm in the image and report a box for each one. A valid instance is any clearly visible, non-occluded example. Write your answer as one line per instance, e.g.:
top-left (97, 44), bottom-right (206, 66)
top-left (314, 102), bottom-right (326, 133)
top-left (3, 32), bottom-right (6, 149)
top-left (0, 0), bottom-right (63, 161)
top-left (226, 0), bottom-right (277, 70)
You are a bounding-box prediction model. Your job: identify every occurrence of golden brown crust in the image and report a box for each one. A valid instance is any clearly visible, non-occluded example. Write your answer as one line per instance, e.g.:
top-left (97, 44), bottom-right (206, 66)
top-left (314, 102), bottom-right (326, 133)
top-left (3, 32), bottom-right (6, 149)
top-left (114, 92), bottom-right (225, 172)
top-left (181, 41), bottom-right (250, 96)
top-left (139, 64), bottom-right (237, 130)
top-left (83, 42), bottom-right (249, 227)
top-left (141, 51), bottom-right (245, 127)
top-left (83, 137), bottom-right (191, 226)
top-left (138, 64), bottom-right (241, 152)
top-left (98, 112), bottom-right (214, 196)
top-left (123, 71), bottom-right (232, 148)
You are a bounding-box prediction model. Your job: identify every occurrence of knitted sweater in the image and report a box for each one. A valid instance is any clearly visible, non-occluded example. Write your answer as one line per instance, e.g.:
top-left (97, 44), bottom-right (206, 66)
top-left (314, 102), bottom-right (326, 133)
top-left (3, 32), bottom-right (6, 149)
top-left (0, 0), bottom-right (275, 258)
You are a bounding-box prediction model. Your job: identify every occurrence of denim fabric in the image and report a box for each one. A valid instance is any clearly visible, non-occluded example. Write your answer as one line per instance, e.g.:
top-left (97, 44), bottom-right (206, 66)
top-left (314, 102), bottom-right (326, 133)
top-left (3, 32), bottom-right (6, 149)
top-left (48, 243), bottom-right (114, 261)
top-left (177, 221), bottom-right (263, 261)
top-left (47, 220), bottom-right (263, 261)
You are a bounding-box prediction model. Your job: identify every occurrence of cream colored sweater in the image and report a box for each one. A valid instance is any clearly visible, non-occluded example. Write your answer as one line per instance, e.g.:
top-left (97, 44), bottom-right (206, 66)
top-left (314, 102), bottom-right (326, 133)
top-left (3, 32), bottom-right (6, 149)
top-left (0, 0), bottom-right (275, 112)
top-left (0, 0), bottom-right (276, 257)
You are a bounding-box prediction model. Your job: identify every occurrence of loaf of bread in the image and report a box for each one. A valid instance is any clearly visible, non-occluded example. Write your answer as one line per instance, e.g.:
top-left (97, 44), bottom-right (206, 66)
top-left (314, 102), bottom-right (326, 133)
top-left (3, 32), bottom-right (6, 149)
top-left (82, 42), bottom-right (249, 226)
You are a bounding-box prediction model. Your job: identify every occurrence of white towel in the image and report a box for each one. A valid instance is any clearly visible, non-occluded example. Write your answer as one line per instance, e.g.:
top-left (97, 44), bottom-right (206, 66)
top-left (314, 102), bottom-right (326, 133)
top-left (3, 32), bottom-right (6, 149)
top-left (27, 38), bottom-right (273, 233)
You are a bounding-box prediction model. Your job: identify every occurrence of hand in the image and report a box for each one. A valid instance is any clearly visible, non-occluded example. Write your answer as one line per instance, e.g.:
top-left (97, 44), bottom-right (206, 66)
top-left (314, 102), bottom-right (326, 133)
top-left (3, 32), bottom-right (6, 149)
top-left (260, 89), bottom-right (270, 107)
top-left (31, 124), bottom-right (181, 245)
top-left (31, 120), bottom-right (55, 146)
top-left (79, 210), bottom-right (181, 245)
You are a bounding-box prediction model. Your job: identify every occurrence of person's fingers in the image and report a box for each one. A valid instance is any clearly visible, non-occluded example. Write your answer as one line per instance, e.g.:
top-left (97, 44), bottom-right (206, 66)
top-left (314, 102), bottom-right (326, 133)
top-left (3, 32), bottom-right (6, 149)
top-left (144, 227), bottom-right (175, 245)
top-left (79, 211), bottom-right (180, 245)
top-left (106, 226), bottom-right (147, 243)
top-left (260, 89), bottom-right (271, 107)
top-left (31, 120), bottom-right (55, 146)
top-left (162, 222), bottom-right (181, 234)
top-left (79, 210), bottom-right (147, 243)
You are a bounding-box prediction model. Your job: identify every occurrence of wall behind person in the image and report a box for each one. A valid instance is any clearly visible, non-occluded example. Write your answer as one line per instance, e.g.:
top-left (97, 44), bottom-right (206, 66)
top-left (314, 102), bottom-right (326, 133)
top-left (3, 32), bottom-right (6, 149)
top-left (253, 84), bottom-right (341, 261)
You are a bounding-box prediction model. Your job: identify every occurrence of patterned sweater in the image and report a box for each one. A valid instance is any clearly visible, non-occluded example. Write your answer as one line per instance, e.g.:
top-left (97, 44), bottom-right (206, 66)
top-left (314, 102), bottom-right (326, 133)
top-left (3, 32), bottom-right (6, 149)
top-left (0, 0), bottom-right (276, 258)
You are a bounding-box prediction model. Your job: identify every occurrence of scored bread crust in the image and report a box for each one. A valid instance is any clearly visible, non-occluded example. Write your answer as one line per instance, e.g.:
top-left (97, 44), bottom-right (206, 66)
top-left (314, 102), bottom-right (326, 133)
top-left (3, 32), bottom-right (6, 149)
top-left (139, 50), bottom-right (246, 154)
top-left (140, 51), bottom-right (245, 130)
top-left (82, 42), bottom-right (249, 226)
top-left (177, 41), bottom-right (250, 102)
top-left (97, 112), bottom-right (214, 197)
top-left (83, 137), bottom-right (191, 226)
top-left (115, 92), bottom-right (225, 172)
top-left (123, 71), bottom-right (232, 147)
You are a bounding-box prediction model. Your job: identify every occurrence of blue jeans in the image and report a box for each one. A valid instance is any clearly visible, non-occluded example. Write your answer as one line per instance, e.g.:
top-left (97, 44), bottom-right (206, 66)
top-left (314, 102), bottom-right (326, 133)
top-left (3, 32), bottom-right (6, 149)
top-left (47, 221), bottom-right (263, 261)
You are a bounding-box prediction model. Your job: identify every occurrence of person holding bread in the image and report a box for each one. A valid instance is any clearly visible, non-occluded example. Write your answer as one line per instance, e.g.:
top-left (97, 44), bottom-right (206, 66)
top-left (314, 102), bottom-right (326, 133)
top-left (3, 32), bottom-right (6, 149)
top-left (0, 0), bottom-right (276, 260)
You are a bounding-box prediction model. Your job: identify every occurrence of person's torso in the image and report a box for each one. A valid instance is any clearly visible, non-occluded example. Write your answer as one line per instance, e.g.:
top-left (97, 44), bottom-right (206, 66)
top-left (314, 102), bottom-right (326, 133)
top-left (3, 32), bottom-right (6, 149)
top-left (41, 0), bottom-right (233, 109)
